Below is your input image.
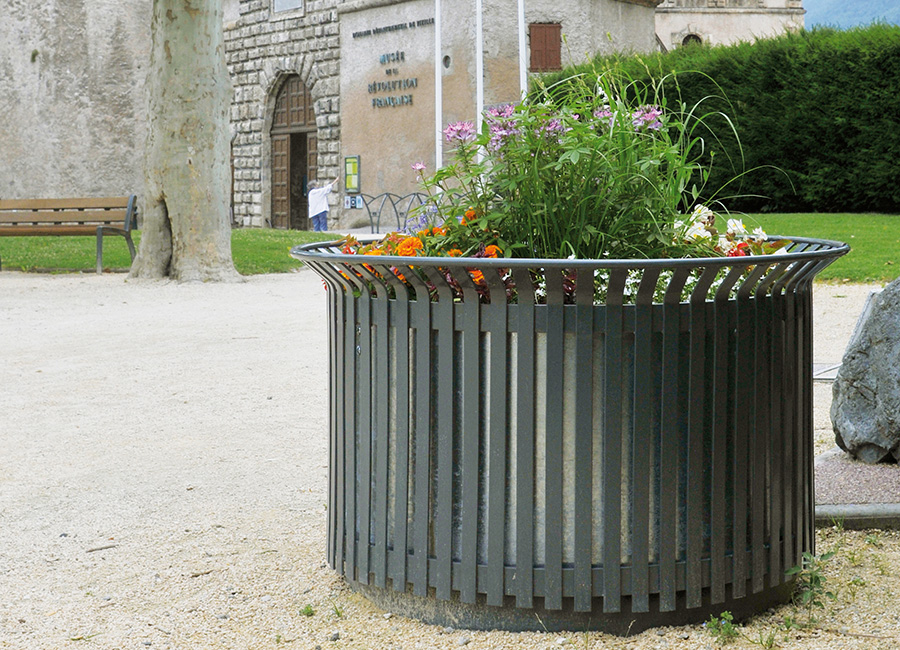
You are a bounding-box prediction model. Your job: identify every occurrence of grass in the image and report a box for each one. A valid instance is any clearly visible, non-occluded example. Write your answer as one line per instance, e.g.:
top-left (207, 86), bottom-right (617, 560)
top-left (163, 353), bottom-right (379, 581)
top-left (0, 214), bottom-right (897, 282)
top-left (0, 229), bottom-right (340, 276)
top-left (742, 213), bottom-right (900, 283)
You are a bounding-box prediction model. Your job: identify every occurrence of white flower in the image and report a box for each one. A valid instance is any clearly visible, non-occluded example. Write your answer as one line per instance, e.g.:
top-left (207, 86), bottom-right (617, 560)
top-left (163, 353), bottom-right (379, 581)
top-left (685, 221), bottom-right (711, 240)
top-left (717, 236), bottom-right (736, 255)
top-left (752, 226), bottom-right (767, 243)
top-left (691, 204), bottom-right (716, 226)
top-left (726, 218), bottom-right (747, 236)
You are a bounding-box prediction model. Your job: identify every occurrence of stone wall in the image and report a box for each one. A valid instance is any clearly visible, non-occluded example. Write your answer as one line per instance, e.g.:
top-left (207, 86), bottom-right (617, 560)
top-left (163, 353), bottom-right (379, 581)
top-left (225, 0), bottom-right (343, 227)
top-left (1, 0), bottom-right (797, 227)
top-left (0, 0), bottom-right (150, 199)
top-left (656, 0), bottom-right (804, 50)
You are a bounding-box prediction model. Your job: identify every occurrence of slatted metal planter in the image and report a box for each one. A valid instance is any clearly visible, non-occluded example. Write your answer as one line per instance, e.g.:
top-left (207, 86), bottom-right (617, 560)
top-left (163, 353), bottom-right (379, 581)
top-left (291, 237), bottom-right (848, 633)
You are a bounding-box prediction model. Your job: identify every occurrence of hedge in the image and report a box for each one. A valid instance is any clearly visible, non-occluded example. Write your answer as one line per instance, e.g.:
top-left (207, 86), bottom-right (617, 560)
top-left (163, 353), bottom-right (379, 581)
top-left (542, 24), bottom-right (900, 213)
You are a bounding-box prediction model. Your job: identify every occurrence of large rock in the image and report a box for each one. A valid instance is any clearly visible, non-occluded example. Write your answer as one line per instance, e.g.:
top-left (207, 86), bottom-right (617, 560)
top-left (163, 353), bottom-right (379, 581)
top-left (832, 280), bottom-right (900, 463)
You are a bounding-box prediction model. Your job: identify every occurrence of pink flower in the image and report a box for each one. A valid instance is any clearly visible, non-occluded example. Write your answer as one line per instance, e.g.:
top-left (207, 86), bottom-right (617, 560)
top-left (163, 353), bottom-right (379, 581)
top-left (411, 161), bottom-right (426, 173)
top-left (632, 105), bottom-right (663, 131)
top-left (443, 121), bottom-right (476, 142)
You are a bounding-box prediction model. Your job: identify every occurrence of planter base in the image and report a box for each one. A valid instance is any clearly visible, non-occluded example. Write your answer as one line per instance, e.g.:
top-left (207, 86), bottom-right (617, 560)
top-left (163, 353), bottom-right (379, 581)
top-left (291, 237), bottom-right (848, 634)
top-left (351, 579), bottom-right (795, 634)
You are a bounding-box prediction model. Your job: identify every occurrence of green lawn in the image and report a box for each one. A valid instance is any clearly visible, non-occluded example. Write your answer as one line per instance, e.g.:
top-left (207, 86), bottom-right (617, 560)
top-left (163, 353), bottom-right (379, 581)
top-left (0, 214), bottom-right (895, 283)
top-left (744, 213), bottom-right (899, 283)
top-left (0, 229), bottom-right (341, 276)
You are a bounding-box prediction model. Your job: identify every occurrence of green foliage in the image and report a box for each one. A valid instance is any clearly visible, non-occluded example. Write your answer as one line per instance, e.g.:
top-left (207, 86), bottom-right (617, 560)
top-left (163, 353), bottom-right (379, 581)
top-left (0, 229), bottom-right (334, 275)
top-left (786, 551), bottom-right (837, 626)
top-left (706, 611), bottom-right (740, 645)
top-left (413, 70), bottom-right (743, 260)
top-left (544, 24), bottom-right (900, 213)
top-left (299, 604), bottom-right (315, 617)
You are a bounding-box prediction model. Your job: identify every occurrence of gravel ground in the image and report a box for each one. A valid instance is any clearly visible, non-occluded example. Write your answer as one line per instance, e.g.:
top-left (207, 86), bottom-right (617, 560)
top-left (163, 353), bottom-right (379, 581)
top-left (1, 271), bottom-right (895, 650)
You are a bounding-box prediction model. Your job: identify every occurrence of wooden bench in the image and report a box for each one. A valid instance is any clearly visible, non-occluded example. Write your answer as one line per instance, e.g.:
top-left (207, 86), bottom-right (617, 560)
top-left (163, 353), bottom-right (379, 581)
top-left (0, 196), bottom-right (138, 274)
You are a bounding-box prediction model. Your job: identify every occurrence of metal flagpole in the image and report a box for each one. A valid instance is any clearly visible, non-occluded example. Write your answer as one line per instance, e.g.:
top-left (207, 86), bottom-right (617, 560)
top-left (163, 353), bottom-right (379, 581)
top-left (475, 0), bottom-right (484, 161)
top-left (434, 0), bottom-right (443, 168)
top-left (517, 0), bottom-right (527, 97)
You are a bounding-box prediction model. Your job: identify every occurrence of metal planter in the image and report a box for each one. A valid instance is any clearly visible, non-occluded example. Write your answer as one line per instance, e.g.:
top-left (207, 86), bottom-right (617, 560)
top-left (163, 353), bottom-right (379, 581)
top-left (291, 237), bottom-right (848, 633)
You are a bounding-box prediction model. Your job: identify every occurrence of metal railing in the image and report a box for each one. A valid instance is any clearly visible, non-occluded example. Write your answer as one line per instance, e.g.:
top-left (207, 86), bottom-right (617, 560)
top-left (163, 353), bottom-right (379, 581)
top-left (360, 192), bottom-right (429, 233)
top-left (291, 237), bottom-right (849, 633)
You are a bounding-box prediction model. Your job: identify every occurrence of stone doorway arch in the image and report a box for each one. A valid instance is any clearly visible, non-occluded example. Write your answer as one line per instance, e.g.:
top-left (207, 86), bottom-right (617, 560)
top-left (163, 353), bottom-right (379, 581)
top-left (270, 75), bottom-right (317, 230)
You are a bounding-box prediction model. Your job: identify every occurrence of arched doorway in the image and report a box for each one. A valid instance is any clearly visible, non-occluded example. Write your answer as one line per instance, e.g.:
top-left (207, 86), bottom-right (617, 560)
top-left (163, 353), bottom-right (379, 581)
top-left (270, 75), bottom-right (317, 229)
top-left (682, 33), bottom-right (702, 47)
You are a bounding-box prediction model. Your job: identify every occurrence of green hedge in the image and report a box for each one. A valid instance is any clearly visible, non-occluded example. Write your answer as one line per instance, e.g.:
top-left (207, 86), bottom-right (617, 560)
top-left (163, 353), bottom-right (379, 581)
top-left (543, 24), bottom-right (900, 213)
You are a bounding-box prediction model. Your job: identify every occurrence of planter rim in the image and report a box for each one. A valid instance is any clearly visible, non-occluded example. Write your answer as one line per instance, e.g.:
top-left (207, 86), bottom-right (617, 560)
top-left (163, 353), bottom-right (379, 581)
top-left (290, 235), bottom-right (849, 270)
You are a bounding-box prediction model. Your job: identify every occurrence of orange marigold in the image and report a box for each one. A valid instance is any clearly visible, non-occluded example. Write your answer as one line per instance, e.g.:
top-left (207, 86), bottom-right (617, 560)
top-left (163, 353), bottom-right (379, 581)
top-left (484, 245), bottom-right (502, 258)
top-left (447, 248), bottom-right (463, 257)
top-left (363, 248), bottom-right (383, 255)
top-left (468, 269), bottom-right (485, 285)
top-left (431, 226), bottom-right (446, 237)
top-left (396, 236), bottom-right (424, 257)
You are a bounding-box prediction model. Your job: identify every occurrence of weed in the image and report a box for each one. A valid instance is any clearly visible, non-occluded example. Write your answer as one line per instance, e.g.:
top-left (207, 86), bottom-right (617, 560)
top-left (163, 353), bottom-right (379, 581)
top-left (330, 600), bottom-right (343, 618)
top-left (865, 533), bottom-right (882, 547)
top-left (846, 548), bottom-right (863, 566)
top-left (299, 604), bottom-right (315, 617)
top-left (751, 629), bottom-right (778, 649)
top-left (830, 516), bottom-right (845, 532)
top-left (706, 611), bottom-right (740, 645)
top-left (781, 614), bottom-right (801, 631)
top-left (871, 554), bottom-right (891, 576)
top-left (786, 551), bottom-right (837, 626)
top-left (846, 576), bottom-right (867, 602)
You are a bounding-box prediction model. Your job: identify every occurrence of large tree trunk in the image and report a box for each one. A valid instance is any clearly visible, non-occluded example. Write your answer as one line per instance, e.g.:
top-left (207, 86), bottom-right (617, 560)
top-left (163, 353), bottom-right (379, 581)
top-left (130, 0), bottom-right (239, 282)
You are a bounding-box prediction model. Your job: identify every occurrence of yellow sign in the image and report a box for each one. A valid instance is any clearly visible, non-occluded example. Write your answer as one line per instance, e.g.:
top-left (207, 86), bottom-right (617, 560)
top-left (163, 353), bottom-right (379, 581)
top-left (344, 156), bottom-right (360, 193)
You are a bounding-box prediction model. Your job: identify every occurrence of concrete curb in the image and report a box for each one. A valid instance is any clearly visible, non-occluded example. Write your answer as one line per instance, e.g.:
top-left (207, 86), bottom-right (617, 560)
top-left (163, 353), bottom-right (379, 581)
top-left (815, 504), bottom-right (900, 530)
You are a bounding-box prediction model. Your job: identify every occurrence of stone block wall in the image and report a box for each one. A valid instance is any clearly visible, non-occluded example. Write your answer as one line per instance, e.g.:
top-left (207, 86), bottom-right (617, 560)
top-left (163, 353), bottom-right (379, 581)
top-left (225, 0), bottom-right (344, 227)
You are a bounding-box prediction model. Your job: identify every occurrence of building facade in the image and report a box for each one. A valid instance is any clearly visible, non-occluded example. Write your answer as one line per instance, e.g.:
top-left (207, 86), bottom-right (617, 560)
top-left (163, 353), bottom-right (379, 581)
top-left (655, 0), bottom-right (804, 51)
top-left (224, 0), bottom-right (663, 229)
top-left (0, 0), bottom-right (804, 231)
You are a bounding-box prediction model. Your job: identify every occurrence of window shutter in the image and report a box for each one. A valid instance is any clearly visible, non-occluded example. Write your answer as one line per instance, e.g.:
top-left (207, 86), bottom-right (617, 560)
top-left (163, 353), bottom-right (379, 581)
top-left (529, 23), bottom-right (562, 72)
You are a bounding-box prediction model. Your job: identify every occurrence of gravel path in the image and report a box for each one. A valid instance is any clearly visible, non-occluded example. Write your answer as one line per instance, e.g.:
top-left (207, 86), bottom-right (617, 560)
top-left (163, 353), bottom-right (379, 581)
top-left (1, 272), bottom-right (895, 649)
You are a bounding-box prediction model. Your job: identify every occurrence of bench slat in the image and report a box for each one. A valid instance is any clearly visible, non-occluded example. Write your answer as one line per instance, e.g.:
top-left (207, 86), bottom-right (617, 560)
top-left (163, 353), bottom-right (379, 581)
top-left (0, 210), bottom-right (128, 225)
top-left (0, 197), bottom-right (132, 210)
top-left (0, 225), bottom-right (119, 236)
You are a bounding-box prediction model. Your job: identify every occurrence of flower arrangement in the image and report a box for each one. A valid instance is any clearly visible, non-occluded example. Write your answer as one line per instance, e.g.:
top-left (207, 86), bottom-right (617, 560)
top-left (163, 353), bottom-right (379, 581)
top-left (336, 70), bottom-right (788, 303)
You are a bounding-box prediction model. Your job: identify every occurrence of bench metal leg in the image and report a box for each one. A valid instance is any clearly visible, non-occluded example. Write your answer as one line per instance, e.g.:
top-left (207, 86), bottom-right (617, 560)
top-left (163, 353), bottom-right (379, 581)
top-left (96, 230), bottom-right (103, 274)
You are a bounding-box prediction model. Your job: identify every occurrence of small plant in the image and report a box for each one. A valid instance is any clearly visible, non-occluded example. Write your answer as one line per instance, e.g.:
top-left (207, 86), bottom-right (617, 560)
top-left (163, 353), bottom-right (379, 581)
top-left (846, 575), bottom-right (867, 602)
top-left (785, 551), bottom-right (837, 626)
top-left (865, 533), bottom-right (882, 547)
top-left (706, 611), bottom-right (740, 645)
top-left (330, 600), bottom-right (343, 618)
top-left (751, 629), bottom-right (778, 649)
top-left (780, 614), bottom-right (800, 631)
top-left (299, 604), bottom-right (315, 617)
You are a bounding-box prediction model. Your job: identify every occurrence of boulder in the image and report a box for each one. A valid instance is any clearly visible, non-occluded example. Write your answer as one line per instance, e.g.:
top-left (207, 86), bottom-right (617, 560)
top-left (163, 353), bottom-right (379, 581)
top-left (832, 280), bottom-right (900, 463)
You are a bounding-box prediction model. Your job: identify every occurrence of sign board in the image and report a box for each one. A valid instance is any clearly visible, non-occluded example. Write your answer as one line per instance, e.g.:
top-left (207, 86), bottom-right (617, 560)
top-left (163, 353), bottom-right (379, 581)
top-left (344, 156), bottom-right (360, 193)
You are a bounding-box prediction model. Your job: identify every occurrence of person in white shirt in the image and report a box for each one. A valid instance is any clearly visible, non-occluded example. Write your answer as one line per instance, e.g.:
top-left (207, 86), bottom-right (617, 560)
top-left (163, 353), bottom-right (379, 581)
top-left (308, 176), bottom-right (339, 232)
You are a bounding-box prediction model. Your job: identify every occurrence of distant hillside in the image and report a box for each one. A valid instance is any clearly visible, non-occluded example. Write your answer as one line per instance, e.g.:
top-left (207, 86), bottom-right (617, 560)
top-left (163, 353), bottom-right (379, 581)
top-left (804, 0), bottom-right (900, 28)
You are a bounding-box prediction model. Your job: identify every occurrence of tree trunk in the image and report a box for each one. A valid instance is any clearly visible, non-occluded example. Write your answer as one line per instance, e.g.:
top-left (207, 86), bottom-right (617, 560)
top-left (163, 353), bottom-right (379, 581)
top-left (130, 0), bottom-right (239, 282)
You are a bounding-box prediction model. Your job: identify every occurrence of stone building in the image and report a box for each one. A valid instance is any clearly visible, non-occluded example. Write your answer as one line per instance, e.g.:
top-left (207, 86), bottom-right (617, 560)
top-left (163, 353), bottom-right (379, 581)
top-left (224, 0), bottom-right (663, 229)
top-left (655, 0), bottom-right (804, 51)
top-left (0, 0), bottom-right (804, 231)
top-left (0, 1), bottom-right (150, 200)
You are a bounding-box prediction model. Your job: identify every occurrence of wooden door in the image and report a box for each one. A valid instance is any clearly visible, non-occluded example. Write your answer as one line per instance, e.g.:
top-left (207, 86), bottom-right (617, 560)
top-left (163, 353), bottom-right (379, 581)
top-left (271, 75), bottom-right (317, 230)
top-left (272, 134), bottom-right (290, 229)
